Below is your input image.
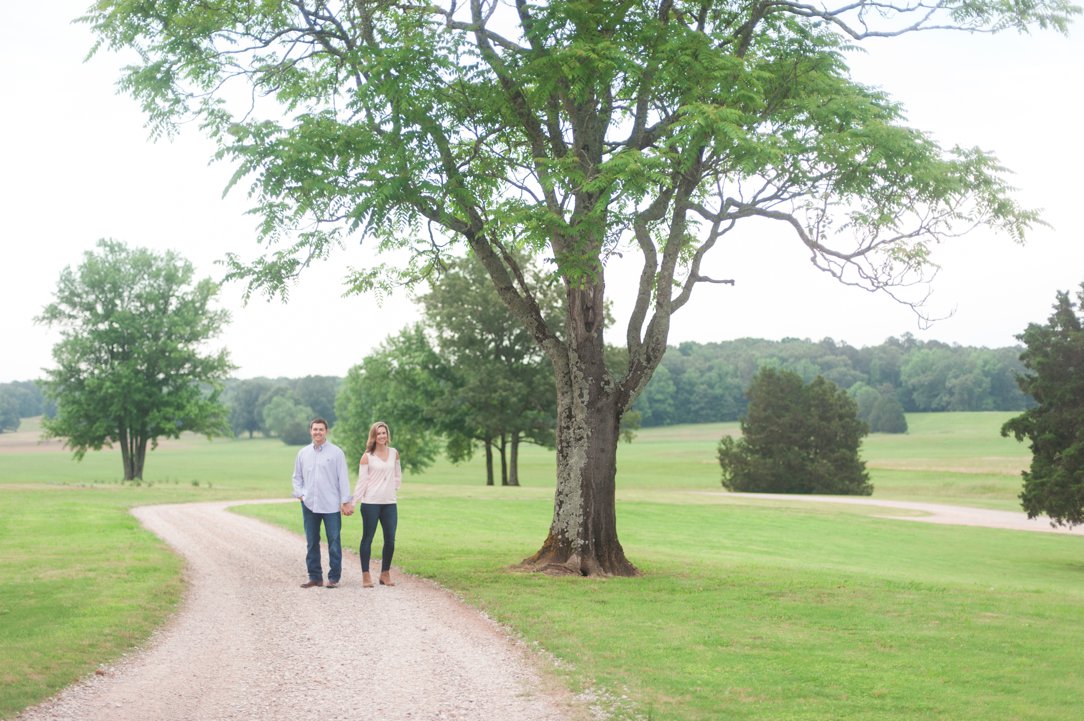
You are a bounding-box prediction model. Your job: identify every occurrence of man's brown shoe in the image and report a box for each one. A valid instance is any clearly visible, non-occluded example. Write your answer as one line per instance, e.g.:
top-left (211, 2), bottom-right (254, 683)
top-left (325, 580), bottom-right (339, 589)
top-left (300, 579), bottom-right (323, 588)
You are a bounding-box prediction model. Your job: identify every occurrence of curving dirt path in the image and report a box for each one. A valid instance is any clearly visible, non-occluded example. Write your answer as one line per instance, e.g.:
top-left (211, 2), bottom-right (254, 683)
top-left (723, 492), bottom-right (1084, 536)
top-left (14, 500), bottom-right (584, 721)
top-left (16, 494), bottom-right (1079, 720)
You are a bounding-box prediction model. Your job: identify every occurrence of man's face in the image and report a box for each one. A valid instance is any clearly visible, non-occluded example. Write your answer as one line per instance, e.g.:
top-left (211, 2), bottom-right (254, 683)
top-left (310, 422), bottom-right (328, 445)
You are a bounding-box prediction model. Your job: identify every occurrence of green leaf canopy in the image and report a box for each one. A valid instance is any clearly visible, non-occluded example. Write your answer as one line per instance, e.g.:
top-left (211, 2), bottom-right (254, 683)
top-left (37, 239), bottom-right (233, 480)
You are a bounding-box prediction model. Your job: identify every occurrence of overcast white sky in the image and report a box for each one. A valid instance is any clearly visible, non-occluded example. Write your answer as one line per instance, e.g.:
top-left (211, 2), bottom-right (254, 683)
top-left (2, 4), bottom-right (1081, 383)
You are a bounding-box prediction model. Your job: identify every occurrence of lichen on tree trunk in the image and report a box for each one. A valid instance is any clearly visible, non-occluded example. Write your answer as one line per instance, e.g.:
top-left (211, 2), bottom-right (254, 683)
top-left (519, 323), bottom-right (639, 577)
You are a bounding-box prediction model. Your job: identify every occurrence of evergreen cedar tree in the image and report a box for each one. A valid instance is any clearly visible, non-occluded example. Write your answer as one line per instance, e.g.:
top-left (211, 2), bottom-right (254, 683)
top-left (87, 2), bottom-right (1078, 575)
top-left (1002, 283), bottom-right (1084, 527)
top-left (718, 368), bottom-right (872, 495)
top-left (36, 240), bottom-right (232, 481)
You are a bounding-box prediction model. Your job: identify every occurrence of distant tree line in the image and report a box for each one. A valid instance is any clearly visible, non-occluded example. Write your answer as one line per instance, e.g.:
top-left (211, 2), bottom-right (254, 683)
top-left (0, 381), bottom-right (52, 432)
top-left (4, 334), bottom-right (1030, 441)
top-left (222, 376), bottom-right (342, 444)
top-left (633, 335), bottom-right (1031, 428)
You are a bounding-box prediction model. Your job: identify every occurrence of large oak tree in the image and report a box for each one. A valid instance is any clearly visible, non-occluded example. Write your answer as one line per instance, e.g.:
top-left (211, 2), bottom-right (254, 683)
top-left (38, 240), bottom-right (233, 480)
top-left (88, 0), bottom-right (1076, 574)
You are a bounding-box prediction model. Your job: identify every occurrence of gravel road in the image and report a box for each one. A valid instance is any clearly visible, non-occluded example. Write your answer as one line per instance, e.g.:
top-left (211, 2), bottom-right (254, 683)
top-left (15, 494), bottom-right (1078, 721)
top-left (725, 492), bottom-right (1084, 535)
top-left (14, 501), bottom-right (585, 721)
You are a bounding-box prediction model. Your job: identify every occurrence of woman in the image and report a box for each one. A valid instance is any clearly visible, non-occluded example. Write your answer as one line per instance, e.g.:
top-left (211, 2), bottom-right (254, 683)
top-left (351, 421), bottom-right (401, 587)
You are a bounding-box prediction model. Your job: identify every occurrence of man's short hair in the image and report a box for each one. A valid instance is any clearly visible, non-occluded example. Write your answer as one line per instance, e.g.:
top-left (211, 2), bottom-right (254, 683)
top-left (310, 417), bottom-right (329, 430)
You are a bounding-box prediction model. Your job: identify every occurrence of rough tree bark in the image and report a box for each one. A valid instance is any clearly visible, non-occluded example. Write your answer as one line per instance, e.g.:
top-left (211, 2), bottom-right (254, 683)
top-left (517, 281), bottom-right (639, 576)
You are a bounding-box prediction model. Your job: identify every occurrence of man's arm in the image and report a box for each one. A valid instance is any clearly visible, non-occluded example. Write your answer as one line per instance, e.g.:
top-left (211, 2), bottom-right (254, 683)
top-left (291, 449), bottom-right (306, 499)
top-left (336, 448), bottom-right (352, 509)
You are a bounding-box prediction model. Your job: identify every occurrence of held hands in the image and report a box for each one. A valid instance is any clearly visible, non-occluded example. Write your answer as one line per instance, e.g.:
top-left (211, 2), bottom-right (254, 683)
top-left (341, 501), bottom-right (355, 516)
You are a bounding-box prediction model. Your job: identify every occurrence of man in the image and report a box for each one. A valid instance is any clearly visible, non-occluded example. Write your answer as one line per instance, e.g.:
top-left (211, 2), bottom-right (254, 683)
top-left (291, 418), bottom-right (352, 588)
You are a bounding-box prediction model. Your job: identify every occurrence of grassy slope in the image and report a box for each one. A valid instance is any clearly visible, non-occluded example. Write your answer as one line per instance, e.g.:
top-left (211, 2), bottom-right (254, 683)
top-left (3, 412), bottom-right (1076, 721)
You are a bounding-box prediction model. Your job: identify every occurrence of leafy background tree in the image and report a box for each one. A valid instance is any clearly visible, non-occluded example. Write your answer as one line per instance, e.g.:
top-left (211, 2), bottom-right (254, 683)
top-left (293, 375), bottom-right (339, 426)
top-left (36, 240), bottom-right (232, 480)
top-left (849, 382), bottom-right (908, 434)
top-left (868, 389), bottom-right (909, 434)
top-left (0, 390), bottom-right (20, 432)
top-left (224, 378), bottom-right (275, 438)
top-left (334, 326), bottom-right (444, 474)
top-left (261, 395), bottom-right (314, 445)
top-left (419, 255), bottom-right (562, 486)
top-left (88, 0), bottom-right (1071, 574)
top-left (0, 381), bottom-right (50, 427)
top-left (1001, 283), bottom-right (1084, 527)
top-left (629, 337), bottom-right (1026, 427)
top-left (719, 367), bottom-right (872, 495)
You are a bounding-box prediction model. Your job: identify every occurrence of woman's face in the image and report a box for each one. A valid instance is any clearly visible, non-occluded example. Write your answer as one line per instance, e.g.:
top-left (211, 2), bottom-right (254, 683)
top-left (375, 425), bottom-right (389, 445)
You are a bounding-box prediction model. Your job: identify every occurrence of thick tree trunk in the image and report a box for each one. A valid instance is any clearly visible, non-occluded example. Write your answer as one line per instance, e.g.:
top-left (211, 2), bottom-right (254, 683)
top-left (518, 390), bottom-right (636, 576)
top-left (519, 294), bottom-right (639, 576)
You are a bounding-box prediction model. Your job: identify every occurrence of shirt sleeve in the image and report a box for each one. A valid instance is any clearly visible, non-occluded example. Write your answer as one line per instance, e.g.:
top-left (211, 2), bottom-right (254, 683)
top-left (394, 451), bottom-right (402, 491)
top-left (291, 450), bottom-right (305, 499)
top-left (336, 448), bottom-right (351, 504)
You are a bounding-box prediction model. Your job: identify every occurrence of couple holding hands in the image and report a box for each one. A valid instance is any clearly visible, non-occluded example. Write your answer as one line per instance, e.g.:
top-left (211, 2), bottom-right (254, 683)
top-left (291, 418), bottom-right (400, 589)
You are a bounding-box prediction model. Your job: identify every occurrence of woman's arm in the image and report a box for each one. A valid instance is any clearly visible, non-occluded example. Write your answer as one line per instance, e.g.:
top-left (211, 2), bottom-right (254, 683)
top-left (351, 453), bottom-right (370, 504)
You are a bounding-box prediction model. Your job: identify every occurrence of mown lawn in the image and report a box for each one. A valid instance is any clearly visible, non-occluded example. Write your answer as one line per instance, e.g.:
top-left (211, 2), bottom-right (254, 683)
top-left (2, 411), bottom-right (1070, 721)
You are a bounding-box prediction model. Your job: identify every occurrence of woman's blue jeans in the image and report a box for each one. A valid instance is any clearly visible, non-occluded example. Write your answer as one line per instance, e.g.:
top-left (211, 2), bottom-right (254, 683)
top-left (359, 503), bottom-right (397, 572)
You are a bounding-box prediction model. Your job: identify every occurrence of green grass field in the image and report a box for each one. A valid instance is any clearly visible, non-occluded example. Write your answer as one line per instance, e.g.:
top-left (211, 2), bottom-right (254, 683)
top-left (2, 412), bottom-right (1079, 720)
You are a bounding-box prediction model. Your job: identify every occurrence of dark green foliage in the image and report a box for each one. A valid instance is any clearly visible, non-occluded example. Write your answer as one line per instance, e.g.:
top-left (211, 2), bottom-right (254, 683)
top-left (418, 254), bottom-right (560, 485)
top-left (719, 368), bottom-right (872, 495)
top-left (222, 376), bottom-right (341, 439)
top-left (0, 390), bottom-right (19, 432)
top-left (849, 382), bottom-right (908, 434)
top-left (334, 326), bottom-right (443, 474)
top-left (36, 240), bottom-right (232, 480)
top-left (261, 396), bottom-right (314, 445)
top-left (868, 391), bottom-right (909, 434)
top-left (334, 255), bottom-right (562, 485)
top-left (224, 378), bottom-right (275, 438)
top-left (633, 336), bottom-right (1029, 426)
top-left (293, 376), bottom-right (340, 426)
top-left (1001, 283), bottom-right (1084, 527)
top-left (0, 381), bottom-right (48, 420)
top-left (636, 364), bottom-right (678, 426)
top-left (849, 382), bottom-right (882, 424)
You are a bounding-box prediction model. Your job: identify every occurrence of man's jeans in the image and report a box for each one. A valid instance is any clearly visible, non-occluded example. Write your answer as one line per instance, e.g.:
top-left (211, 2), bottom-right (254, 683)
top-left (301, 502), bottom-right (343, 582)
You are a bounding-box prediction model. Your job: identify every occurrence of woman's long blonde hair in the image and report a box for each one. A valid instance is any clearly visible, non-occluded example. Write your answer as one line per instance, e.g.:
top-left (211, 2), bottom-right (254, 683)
top-left (365, 421), bottom-right (391, 454)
